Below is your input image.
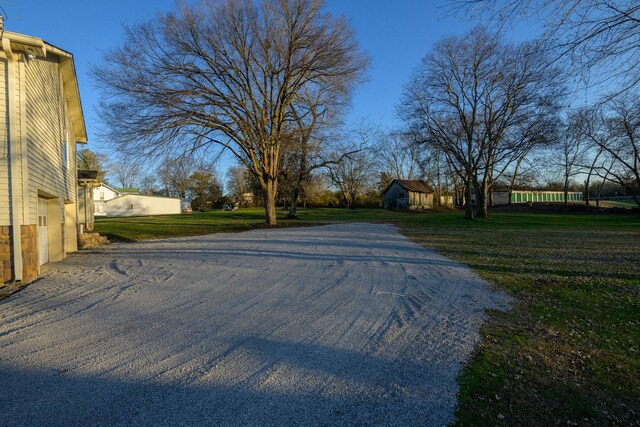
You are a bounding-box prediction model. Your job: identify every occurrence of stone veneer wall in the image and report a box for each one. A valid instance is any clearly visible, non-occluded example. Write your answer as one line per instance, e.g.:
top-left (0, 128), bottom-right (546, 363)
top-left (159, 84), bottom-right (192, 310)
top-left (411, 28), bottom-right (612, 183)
top-left (0, 225), bottom-right (38, 284)
top-left (1, 226), bottom-right (11, 283)
top-left (21, 225), bottom-right (38, 283)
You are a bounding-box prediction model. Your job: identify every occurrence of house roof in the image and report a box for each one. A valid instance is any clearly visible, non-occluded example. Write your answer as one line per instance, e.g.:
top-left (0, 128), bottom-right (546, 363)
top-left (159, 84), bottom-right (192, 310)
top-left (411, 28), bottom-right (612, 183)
top-left (115, 188), bottom-right (140, 195)
top-left (96, 183), bottom-right (120, 194)
top-left (386, 179), bottom-right (434, 194)
top-left (0, 29), bottom-right (87, 144)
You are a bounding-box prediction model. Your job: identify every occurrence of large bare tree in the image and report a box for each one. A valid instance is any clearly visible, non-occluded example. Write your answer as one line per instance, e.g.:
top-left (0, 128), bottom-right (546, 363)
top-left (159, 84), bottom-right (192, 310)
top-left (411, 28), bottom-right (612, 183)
top-left (453, 1), bottom-right (640, 94)
top-left (399, 27), bottom-right (563, 219)
top-left (94, 0), bottom-right (367, 225)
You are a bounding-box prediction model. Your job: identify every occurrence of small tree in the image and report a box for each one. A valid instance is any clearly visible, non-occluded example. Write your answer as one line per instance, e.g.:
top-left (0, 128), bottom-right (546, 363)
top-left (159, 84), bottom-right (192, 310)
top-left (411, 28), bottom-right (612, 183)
top-left (158, 157), bottom-right (197, 199)
top-left (226, 166), bottom-right (252, 206)
top-left (326, 150), bottom-right (373, 208)
top-left (77, 149), bottom-right (108, 183)
top-left (190, 169), bottom-right (223, 211)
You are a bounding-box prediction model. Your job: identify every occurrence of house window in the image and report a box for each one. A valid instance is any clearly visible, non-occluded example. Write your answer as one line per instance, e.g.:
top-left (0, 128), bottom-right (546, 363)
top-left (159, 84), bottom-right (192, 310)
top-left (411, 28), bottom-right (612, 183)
top-left (128, 203), bottom-right (134, 210)
top-left (99, 192), bottom-right (105, 200)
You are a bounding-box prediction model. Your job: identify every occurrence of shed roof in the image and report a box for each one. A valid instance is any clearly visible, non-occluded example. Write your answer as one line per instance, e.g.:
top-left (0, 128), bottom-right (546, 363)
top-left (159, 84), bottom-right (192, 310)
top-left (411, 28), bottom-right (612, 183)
top-left (386, 179), bottom-right (433, 194)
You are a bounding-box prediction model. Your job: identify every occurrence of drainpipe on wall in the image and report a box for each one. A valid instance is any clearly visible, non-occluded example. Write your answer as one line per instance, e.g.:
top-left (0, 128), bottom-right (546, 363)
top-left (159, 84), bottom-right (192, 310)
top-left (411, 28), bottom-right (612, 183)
top-left (2, 33), bottom-right (24, 282)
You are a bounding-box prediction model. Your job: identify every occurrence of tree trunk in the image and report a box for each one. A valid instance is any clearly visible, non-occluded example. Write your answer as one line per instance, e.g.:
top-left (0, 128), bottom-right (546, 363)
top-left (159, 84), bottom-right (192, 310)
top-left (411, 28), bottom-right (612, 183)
top-left (509, 156), bottom-right (524, 205)
top-left (464, 178), bottom-right (474, 220)
top-left (287, 187), bottom-right (299, 219)
top-left (264, 179), bottom-right (278, 226)
top-left (584, 179), bottom-right (590, 206)
top-left (476, 179), bottom-right (488, 218)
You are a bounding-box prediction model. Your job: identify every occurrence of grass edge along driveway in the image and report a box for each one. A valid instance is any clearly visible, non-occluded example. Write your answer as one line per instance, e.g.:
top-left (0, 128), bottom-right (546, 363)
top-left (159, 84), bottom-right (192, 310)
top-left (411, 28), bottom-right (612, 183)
top-left (95, 208), bottom-right (640, 425)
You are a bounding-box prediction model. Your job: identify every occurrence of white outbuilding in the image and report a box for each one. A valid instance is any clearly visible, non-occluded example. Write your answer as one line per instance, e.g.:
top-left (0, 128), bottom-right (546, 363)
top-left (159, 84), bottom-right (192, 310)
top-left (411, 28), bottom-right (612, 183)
top-left (93, 184), bottom-right (180, 217)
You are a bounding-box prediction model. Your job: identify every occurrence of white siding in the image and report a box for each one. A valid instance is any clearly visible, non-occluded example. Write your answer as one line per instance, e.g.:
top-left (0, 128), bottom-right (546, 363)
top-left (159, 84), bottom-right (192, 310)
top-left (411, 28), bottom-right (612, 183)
top-left (93, 185), bottom-right (120, 201)
top-left (25, 53), bottom-right (78, 225)
top-left (106, 195), bottom-right (181, 217)
top-left (0, 57), bottom-right (26, 226)
top-left (0, 58), bottom-right (9, 225)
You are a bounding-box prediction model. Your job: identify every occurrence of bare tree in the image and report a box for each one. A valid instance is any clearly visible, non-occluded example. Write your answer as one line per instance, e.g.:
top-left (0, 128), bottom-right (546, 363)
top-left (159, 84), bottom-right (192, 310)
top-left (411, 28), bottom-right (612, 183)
top-left (278, 91), bottom-right (344, 219)
top-left (326, 149), bottom-right (373, 208)
top-left (139, 175), bottom-right (159, 196)
top-left (110, 158), bottom-right (141, 189)
top-left (399, 27), bottom-right (563, 219)
top-left (578, 96), bottom-right (640, 206)
top-left (158, 156), bottom-right (198, 199)
top-left (373, 130), bottom-right (423, 181)
top-left (552, 116), bottom-right (587, 206)
top-left (94, 0), bottom-right (368, 225)
top-left (453, 1), bottom-right (640, 94)
top-left (226, 165), bottom-right (252, 205)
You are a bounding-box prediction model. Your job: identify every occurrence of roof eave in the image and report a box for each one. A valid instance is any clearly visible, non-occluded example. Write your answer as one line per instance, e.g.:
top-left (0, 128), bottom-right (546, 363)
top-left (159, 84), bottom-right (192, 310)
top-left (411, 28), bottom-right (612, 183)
top-left (0, 30), bottom-right (88, 144)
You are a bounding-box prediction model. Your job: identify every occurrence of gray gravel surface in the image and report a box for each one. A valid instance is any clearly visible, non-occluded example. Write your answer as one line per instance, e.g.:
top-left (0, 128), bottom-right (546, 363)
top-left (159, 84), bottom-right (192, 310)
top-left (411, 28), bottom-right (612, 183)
top-left (0, 223), bottom-right (511, 426)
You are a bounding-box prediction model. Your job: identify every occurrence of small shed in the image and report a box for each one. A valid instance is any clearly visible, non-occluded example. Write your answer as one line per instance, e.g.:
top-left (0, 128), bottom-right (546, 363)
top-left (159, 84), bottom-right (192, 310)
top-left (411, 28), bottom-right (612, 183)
top-left (383, 179), bottom-right (434, 210)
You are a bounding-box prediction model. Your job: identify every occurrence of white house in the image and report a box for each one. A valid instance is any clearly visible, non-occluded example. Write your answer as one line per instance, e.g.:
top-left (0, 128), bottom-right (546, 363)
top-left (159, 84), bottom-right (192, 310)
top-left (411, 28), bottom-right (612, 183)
top-left (93, 183), bottom-right (120, 216)
top-left (92, 184), bottom-right (181, 217)
top-left (1, 24), bottom-right (87, 284)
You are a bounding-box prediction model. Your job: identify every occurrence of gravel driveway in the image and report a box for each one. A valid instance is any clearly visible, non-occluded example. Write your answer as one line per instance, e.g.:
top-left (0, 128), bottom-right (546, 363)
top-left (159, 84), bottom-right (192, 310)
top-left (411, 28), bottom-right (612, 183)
top-left (0, 223), bottom-right (511, 426)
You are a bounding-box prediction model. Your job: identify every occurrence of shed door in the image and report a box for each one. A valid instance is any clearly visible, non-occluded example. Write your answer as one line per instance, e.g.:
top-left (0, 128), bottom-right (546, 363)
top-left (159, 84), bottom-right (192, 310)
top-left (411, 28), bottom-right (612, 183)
top-left (38, 198), bottom-right (48, 266)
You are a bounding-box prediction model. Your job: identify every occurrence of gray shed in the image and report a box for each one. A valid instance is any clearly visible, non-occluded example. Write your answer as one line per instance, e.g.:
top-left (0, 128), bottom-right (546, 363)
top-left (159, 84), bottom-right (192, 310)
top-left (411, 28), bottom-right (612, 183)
top-left (383, 179), bottom-right (434, 210)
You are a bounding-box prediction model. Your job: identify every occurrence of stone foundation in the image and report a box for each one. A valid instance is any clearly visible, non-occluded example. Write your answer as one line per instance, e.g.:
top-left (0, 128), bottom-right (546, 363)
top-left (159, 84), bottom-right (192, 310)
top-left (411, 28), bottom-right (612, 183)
top-left (0, 225), bottom-right (38, 284)
top-left (78, 232), bottom-right (109, 250)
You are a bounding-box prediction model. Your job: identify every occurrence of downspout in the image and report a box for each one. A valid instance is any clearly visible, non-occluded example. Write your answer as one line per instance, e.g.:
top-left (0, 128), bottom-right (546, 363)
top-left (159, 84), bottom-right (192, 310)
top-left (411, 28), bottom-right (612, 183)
top-left (2, 33), bottom-right (23, 281)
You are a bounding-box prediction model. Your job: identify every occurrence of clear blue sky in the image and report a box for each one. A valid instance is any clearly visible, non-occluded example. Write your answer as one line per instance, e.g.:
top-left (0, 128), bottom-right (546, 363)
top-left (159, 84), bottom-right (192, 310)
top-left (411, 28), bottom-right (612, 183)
top-left (1, 0), bottom-right (539, 155)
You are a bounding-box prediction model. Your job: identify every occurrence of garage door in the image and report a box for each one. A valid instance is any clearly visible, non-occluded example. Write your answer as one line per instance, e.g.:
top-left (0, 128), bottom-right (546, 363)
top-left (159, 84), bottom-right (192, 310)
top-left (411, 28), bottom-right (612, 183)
top-left (38, 198), bottom-right (48, 266)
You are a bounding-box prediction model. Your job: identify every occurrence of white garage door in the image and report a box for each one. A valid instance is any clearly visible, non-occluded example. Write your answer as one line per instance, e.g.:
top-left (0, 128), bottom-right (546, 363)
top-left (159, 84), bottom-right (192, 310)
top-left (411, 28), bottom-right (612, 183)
top-left (38, 198), bottom-right (48, 266)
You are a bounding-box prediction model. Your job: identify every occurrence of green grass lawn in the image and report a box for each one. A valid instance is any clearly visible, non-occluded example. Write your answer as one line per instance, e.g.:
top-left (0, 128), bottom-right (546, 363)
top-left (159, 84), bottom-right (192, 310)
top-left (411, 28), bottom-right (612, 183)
top-left (95, 208), bottom-right (640, 425)
top-left (597, 197), bottom-right (639, 209)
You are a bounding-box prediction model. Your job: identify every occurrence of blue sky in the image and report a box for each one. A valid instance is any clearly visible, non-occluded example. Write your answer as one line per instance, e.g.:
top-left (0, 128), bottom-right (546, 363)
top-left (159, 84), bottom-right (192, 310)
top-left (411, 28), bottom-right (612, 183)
top-left (2, 0), bottom-right (540, 160)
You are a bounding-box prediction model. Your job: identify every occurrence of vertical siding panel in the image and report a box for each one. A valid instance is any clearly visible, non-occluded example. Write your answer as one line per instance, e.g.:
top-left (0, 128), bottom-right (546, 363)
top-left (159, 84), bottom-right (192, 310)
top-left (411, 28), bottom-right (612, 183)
top-left (14, 57), bottom-right (23, 222)
top-left (0, 58), bottom-right (10, 224)
top-left (19, 59), bottom-right (30, 224)
top-left (25, 54), bottom-right (67, 224)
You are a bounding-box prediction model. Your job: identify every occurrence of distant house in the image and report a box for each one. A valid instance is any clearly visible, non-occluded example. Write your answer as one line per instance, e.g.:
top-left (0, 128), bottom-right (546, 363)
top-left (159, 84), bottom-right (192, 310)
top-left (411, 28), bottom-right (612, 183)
top-left (1, 25), bottom-right (88, 284)
top-left (92, 184), bottom-right (180, 217)
top-left (383, 179), bottom-right (434, 210)
top-left (93, 183), bottom-right (120, 216)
